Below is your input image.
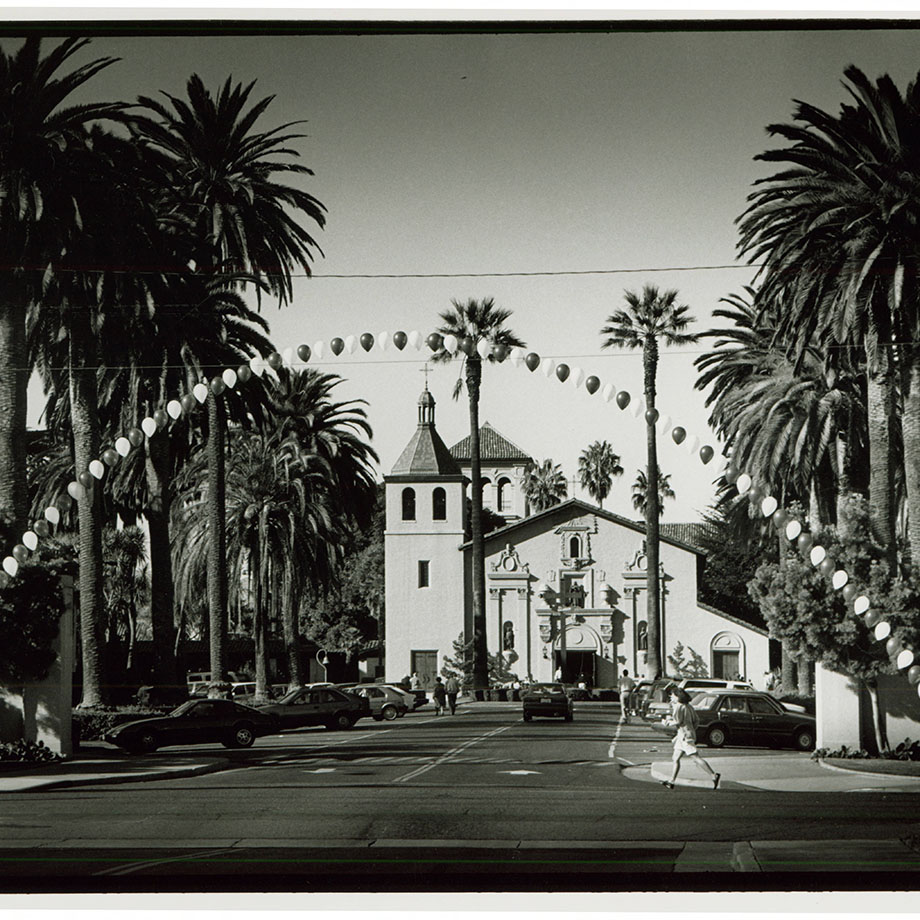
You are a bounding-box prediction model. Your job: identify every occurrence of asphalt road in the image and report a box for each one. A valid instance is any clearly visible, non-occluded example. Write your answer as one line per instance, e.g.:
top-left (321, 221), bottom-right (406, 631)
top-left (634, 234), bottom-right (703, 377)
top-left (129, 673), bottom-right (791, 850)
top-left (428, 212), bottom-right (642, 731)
top-left (2, 703), bottom-right (920, 891)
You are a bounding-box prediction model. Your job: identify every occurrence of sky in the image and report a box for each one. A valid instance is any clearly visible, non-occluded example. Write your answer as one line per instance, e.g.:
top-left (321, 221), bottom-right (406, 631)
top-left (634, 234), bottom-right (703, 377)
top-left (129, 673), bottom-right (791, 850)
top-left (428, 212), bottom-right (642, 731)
top-left (12, 18), bottom-right (920, 522)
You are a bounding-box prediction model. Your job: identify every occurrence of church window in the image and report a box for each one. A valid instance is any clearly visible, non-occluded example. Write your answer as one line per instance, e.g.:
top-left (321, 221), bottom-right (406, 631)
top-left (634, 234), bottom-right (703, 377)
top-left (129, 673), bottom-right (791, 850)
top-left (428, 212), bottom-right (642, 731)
top-left (497, 477), bottom-right (511, 512)
top-left (402, 487), bottom-right (416, 521)
top-left (432, 487), bottom-right (446, 521)
top-left (418, 560), bottom-right (430, 587)
top-left (569, 535), bottom-right (581, 558)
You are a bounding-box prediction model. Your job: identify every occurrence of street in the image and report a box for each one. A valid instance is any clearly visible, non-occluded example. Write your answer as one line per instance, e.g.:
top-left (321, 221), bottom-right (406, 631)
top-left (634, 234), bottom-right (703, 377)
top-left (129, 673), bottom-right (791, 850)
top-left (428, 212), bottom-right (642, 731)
top-left (2, 702), bottom-right (920, 891)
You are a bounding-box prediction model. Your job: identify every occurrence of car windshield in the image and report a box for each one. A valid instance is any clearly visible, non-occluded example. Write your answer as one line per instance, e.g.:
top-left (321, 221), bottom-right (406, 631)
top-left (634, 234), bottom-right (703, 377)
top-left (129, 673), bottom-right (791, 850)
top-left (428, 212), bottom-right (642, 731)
top-left (170, 700), bottom-right (199, 717)
top-left (528, 684), bottom-right (564, 694)
top-left (690, 693), bottom-right (719, 710)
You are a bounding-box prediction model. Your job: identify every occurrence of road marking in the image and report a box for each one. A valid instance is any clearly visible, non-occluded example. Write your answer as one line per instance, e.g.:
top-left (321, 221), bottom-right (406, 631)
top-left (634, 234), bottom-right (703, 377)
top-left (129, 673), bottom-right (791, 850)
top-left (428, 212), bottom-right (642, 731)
top-left (501, 770), bottom-right (541, 775)
top-left (93, 847), bottom-right (236, 877)
top-left (607, 712), bottom-right (627, 761)
top-left (392, 724), bottom-right (513, 783)
top-left (305, 768), bottom-right (336, 773)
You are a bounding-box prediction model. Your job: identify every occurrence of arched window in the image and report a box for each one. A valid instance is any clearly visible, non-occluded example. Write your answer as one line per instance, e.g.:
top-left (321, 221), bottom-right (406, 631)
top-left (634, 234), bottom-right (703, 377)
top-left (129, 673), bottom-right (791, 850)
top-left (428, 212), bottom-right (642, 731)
top-left (401, 487), bottom-right (416, 521)
top-left (497, 477), bottom-right (511, 512)
top-left (637, 621), bottom-right (648, 651)
top-left (569, 535), bottom-right (581, 558)
top-left (432, 487), bottom-right (446, 521)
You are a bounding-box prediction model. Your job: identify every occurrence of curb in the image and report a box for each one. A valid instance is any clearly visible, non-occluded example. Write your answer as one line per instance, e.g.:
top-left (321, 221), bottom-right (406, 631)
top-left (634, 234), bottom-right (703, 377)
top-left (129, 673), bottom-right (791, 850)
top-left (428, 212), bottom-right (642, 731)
top-left (816, 757), bottom-right (920, 782)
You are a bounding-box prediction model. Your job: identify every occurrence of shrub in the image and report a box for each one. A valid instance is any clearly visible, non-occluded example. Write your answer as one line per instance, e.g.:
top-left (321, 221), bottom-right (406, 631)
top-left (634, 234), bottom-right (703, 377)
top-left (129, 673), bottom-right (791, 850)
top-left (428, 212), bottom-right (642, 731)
top-left (812, 745), bottom-right (872, 760)
top-left (813, 740), bottom-right (920, 761)
top-left (72, 707), bottom-right (163, 746)
top-left (0, 739), bottom-right (64, 764)
top-left (135, 685), bottom-right (190, 708)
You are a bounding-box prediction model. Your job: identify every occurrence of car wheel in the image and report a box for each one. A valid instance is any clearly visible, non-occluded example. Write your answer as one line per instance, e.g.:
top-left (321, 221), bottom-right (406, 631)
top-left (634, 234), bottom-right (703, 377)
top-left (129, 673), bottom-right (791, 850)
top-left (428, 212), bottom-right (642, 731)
top-left (137, 730), bottom-right (158, 754)
top-left (373, 714), bottom-right (383, 721)
top-left (227, 723), bottom-right (255, 748)
top-left (564, 711), bottom-right (573, 722)
top-left (793, 727), bottom-right (815, 751)
top-left (706, 725), bottom-right (728, 748)
top-left (382, 704), bottom-right (398, 721)
top-left (328, 712), bottom-right (354, 730)
top-left (523, 712), bottom-right (532, 722)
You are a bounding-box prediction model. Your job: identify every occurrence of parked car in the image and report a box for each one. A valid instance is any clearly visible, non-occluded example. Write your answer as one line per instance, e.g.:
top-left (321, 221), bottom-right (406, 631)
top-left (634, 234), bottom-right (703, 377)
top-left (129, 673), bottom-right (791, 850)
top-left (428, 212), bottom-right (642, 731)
top-left (255, 685), bottom-right (370, 731)
top-left (340, 684), bottom-right (408, 721)
top-left (103, 698), bottom-right (279, 754)
top-left (376, 684), bottom-right (421, 712)
top-left (642, 677), bottom-right (754, 721)
top-left (651, 689), bottom-right (816, 751)
top-left (522, 683), bottom-right (574, 722)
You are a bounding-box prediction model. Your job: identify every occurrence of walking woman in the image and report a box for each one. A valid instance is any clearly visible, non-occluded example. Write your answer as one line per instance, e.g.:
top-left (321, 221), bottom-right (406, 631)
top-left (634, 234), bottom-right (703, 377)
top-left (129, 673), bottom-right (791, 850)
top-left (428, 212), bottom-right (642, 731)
top-left (661, 687), bottom-right (720, 790)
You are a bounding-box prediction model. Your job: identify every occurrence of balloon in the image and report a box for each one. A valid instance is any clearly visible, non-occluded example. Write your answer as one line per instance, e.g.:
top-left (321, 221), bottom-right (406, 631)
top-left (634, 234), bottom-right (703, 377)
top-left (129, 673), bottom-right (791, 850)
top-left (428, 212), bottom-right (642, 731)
top-left (818, 557), bottom-right (835, 576)
top-left (555, 364), bottom-right (570, 383)
top-left (313, 341), bottom-right (325, 359)
top-left (493, 344), bottom-right (509, 362)
top-left (476, 339), bottom-right (491, 360)
top-left (344, 335), bottom-right (357, 354)
top-left (842, 583), bottom-right (857, 602)
top-left (459, 336), bottom-right (474, 356)
top-left (378, 331), bottom-right (389, 351)
top-left (854, 595), bottom-right (870, 615)
top-left (2, 557), bottom-right (18, 578)
top-left (297, 344), bottom-right (312, 362)
top-left (724, 465), bottom-right (739, 485)
top-left (797, 532), bottom-right (814, 553)
top-left (193, 384), bottom-right (209, 404)
top-left (153, 408), bottom-right (169, 428)
top-left (810, 545), bottom-right (826, 566)
top-left (699, 445), bottom-right (714, 464)
top-left (426, 333), bottom-right (443, 352)
top-left (772, 508), bottom-right (788, 529)
top-left (761, 496), bottom-right (778, 517)
top-left (645, 408), bottom-right (659, 425)
top-left (865, 609), bottom-right (881, 628)
top-left (166, 400), bottom-right (183, 420)
top-left (12, 544), bottom-right (28, 564)
top-left (180, 394), bottom-right (197, 414)
top-left (687, 434), bottom-right (700, 454)
top-left (102, 448), bottom-right (119, 466)
top-left (671, 426), bottom-right (686, 445)
top-left (886, 636), bottom-right (902, 657)
top-left (443, 334), bottom-right (459, 355)
top-left (77, 471), bottom-right (94, 491)
top-left (616, 391), bottom-right (631, 410)
top-left (34, 520), bottom-right (50, 538)
top-left (898, 648), bottom-right (915, 669)
top-left (393, 331), bottom-right (408, 350)
top-left (141, 418), bottom-right (157, 438)
top-left (908, 665), bottom-right (920, 685)
top-left (585, 376), bottom-right (600, 395)
top-left (875, 621), bottom-right (892, 641)
top-left (785, 520), bottom-right (802, 541)
top-left (656, 413), bottom-right (672, 435)
top-left (88, 460), bottom-right (105, 481)
top-left (44, 506), bottom-right (60, 526)
top-left (237, 365), bottom-right (252, 384)
top-left (736, 473), bottom-right (752, 494)
top-left (832, 570), bottom-right (849, 590)
top-left (747, 485), bottom-right (763, 506)
top-left (222, 368), bottom-right (238, 389)
top-left (601, 383), bottom-right (616, 402)
top-left (248, 355), bottom-right (265, 377)
top-left (330, 337), bottom-right (344, 355)
top-left (525, 352), bottom-right (540, 372)
top-left (282, 347), bottom-right (294, 367)
top-left (23, 531), bottom-right (38, 551)
top-left (210, 378), bottom-right (226, 396)
top-left (629, 397), bottom-right (644, 420)
top-left (509, 347), bottom-right (524, 368)
top-left (266, 352), bottom-right (283, 370)
top-left (541, 358), bottom-right (556, 378)
top-left (571, 367), bottom-right (585, 388)
top-left (67, 480), bottom-right (83, 501)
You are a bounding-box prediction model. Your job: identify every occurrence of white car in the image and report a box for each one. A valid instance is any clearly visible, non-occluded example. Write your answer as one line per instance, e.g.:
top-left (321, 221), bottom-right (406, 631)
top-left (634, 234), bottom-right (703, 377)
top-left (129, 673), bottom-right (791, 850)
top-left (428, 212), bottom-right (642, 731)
top-left (340, 684), bottom-right (408, 721)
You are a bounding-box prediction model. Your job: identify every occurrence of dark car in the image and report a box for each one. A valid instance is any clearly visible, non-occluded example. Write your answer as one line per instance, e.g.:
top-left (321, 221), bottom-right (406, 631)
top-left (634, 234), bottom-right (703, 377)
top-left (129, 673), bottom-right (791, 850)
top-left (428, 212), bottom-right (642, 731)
top-left (103, 698), bottom-right (279, 754)
top-left (652, 689), bottom-right (816, 751)
top-left (255, 685), bottom-right (370, 731)
top-left (522, 683), bottom-right (574, 722)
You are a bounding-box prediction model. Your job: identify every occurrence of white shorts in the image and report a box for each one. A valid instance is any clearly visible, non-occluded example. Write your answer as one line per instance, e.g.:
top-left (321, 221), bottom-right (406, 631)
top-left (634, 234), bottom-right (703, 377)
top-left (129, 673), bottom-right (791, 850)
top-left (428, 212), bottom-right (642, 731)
top-left (672, 732), bottom-right (698, 760)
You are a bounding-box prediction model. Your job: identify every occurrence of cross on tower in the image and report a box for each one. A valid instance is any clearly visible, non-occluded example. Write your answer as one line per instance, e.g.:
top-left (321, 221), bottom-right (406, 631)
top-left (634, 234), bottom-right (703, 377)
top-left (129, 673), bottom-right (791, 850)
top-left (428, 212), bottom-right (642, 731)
top-left (419, 361), bottom-right (431, 388)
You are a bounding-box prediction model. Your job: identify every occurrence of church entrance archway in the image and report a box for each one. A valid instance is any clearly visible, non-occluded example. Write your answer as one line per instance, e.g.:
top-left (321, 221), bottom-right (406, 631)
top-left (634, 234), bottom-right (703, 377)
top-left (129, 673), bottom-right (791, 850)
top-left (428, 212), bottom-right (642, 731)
top-left (553, 623), bottom-right (602, 688)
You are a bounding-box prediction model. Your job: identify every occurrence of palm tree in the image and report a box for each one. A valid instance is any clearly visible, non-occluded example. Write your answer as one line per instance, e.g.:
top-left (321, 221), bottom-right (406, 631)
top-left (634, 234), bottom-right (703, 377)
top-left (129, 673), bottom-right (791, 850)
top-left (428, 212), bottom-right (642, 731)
top-left (601, 284), bottom-right (699, 679)
top-left (0, 38), bottom-right (121, 537)
top-left (631, 469), bottom-right (676, 519)
top-left (132, 74), bottom-right (326, 689)
top-left (431, 298), bottom-right (526, 691)
top-left (577, 440), bottom-right (623, 509)
top-left (736, 65), bottom-right (919, 572)
top-left (522, 459), bottom-right (568, 513)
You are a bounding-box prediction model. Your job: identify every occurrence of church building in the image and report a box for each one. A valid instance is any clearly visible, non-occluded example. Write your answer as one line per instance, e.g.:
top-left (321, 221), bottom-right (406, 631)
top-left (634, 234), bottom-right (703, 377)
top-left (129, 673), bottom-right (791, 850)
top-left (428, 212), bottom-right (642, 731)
top-left (384, 387), bottom-right (770, 690)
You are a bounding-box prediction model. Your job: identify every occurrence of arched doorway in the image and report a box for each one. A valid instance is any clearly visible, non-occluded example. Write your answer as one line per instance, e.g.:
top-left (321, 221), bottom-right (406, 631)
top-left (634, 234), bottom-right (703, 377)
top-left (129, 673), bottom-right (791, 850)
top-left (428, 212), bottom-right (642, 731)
top-left (553, 623), bottom-right (602, 687)
top-left (711, 631), bottom-right (745, 680)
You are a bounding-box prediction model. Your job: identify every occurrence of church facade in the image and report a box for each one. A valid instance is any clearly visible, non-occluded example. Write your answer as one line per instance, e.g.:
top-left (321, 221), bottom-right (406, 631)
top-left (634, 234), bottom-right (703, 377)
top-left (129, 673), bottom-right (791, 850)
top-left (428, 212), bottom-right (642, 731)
top-left (384, 388), bottom-right (770, 690)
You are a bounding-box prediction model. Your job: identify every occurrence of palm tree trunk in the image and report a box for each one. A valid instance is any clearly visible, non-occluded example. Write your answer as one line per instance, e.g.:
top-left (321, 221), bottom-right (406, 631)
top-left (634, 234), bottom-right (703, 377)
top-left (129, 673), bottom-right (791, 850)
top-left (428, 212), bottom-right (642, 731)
top-left (0, 295), bottom-right (29, 534)
top-left (797, 654), bottom-right (813, 696)
top-left (644, 337), bottom-right (662, 680)
top-left (253, 538), bottom-right (269, 702)
top-left (901, 346), bottom-right (920, 577)
top-left (865, 679), bottom-right (888, 754)
top-left (466, 356), bottom-right (488, 690)
top-left (282, 566), bottom-right (303, 689)
top-left (866, 338), bottom-right (897, 572)
top-left (207, 389), bottom-right (228, 690)
top-left (145, 431), bottom-right (177, 686)
top-left (781, 644), bottom-right (796, 693)
top-left (71, 332), bottom-right (107, 708)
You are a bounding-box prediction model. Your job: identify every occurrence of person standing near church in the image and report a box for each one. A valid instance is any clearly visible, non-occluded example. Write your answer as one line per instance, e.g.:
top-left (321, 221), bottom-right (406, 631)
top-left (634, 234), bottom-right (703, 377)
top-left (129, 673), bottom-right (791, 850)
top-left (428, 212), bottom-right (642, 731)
top-left (445, 675), bottom-right (460, 714)
top-left (432, 676), bottom-right (447, 715)
top-left (618, 669), bottom-right (636, 724)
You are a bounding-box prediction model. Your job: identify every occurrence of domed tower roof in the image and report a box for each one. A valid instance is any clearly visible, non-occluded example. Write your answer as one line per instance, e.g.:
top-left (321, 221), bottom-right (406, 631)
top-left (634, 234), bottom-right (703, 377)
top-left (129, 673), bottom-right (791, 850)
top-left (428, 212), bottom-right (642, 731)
top-left (390, 387), bottom-right (462, 476)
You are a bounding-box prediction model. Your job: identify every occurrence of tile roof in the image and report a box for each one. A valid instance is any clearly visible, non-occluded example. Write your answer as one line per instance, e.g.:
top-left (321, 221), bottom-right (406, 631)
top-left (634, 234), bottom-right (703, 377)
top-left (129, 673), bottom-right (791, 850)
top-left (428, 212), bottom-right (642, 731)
top-left (391, 426), bottom-right (462, 475)
top-left (660, 522), bottom-right (717, 553)
top-left (449, 422), bottom-right (533, 463)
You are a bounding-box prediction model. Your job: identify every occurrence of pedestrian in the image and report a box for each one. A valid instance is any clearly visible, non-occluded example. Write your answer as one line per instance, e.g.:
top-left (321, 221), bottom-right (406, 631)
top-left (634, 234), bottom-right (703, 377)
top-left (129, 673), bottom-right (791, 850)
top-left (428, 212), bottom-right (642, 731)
top-left (432, 676), bottom-right (447, 715)
top-left (661, 687), bottom-right (720, 790)
top-left (617, 669), bottom-right (636, 724)
top-left (410, 672), bottom-right (421, 691)
top-left (444, 675), bottom-right (460, 714)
